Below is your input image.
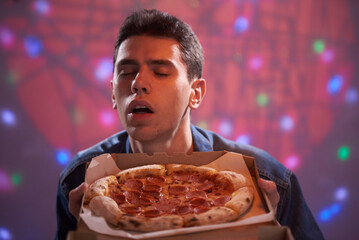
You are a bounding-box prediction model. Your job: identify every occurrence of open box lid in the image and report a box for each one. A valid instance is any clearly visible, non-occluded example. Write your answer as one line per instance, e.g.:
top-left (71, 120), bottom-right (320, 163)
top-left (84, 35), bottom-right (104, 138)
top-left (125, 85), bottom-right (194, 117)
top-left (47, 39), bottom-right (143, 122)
top-left (80, 151), bottom-right (276, 239)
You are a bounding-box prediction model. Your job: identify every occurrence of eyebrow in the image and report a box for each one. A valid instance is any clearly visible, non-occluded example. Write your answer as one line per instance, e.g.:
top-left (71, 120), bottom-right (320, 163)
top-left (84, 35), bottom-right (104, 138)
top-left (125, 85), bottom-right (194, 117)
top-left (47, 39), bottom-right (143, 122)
top-left (116, 59), bottom-right (175, 68)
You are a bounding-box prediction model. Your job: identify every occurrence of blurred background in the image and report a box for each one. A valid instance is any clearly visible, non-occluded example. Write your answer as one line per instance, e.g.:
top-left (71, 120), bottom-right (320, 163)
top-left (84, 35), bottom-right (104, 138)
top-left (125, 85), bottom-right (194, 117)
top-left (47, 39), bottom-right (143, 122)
top-left (0, 0), bottom-right (358, 239)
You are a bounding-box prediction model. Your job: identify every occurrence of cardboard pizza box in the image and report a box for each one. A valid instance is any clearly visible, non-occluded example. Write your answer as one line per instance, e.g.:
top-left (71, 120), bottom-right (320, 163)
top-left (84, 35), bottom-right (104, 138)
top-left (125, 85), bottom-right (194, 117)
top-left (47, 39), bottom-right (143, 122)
top-left (76, 151), bottom-right (287, 239)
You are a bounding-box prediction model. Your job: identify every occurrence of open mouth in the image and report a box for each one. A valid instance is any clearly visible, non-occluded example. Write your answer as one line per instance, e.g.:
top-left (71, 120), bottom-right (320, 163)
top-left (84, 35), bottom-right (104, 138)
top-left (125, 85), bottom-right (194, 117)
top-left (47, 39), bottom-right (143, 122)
top-left (132, 105), bottom-right (154, 114)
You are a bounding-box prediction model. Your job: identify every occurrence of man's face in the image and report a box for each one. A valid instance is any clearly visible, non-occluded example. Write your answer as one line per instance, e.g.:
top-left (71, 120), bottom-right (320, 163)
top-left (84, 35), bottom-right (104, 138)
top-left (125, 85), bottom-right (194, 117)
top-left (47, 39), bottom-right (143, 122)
top-left (112, 35), bottom-right (195, 143)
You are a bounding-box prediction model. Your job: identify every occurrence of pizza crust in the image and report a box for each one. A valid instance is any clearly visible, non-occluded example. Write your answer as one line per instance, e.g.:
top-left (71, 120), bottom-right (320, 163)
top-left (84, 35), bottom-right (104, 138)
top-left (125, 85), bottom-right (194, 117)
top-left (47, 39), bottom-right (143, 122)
top-left (183, 206), bottom-right (239, 227)
top-left (225, 186), bottom-right (254, 215)
top-left (89, 196), bottom-right (122, 226)
top-left (117, 164), bottom-right (165, 183)
top-left (117, 214), bottom-right (184, 232)
top-left (84, 175), bottom-right (118, 204)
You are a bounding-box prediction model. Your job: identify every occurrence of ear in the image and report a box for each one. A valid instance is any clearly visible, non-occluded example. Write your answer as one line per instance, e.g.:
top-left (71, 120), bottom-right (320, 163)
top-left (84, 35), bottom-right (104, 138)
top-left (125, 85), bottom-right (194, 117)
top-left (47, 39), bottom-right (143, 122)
top-left (110, 80), bottom-right (117, 110)
top-left (189, 78), bottom-right (206, 110)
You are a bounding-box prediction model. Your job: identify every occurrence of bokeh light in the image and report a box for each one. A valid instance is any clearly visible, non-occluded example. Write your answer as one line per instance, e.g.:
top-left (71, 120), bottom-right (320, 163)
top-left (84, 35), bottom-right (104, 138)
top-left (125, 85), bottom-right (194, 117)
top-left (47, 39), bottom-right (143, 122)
top-left (0, 27), bottom-right (14, 48)
top-left (234, 16), bottom-right (249, 33)
top-left (10, 173), bottom-right (22, 187)
top-left (313, 39), bottom-right (325, 54)
top-left (335, 187), bottom-right (348, 201)
top-left (95, 58), bottom-right (113, 82)
top-left (256, 93), bottom-right (268, 107)
top-left (218, 120), bottom-right (233, 137)
top-left (33, 0), bottom-right (51, 15)
top-left (321, 49), bottom-right (334, 63)
top-left (284, 155), bottom-right (300, 171)
top-left (0, 227), bottom-right (11, 240)
top-left (24, 36), bottom-right (43, 58)
top-left (327, 75), bottom-right (344, 95)
top-left (56, 149), bottom-right (71, 166)
top-left (337, 145), bottom-right (350, 161)
top-left (236, 134), bottom-right (250, 145)
top-left (0, 170), bottom-right (12, 192)
top-left (345, 88), bottom-right (358, 103)
top-left (249, 56), bottom-right (263, 70)
top-left (280, 115), bottom-right (294, 131)
top-left (318, 203), bottom-right (343, 222)
top-left (99, 110), bottom-right (116, 127)
top-left (1, 109), bottom-right (16, 126)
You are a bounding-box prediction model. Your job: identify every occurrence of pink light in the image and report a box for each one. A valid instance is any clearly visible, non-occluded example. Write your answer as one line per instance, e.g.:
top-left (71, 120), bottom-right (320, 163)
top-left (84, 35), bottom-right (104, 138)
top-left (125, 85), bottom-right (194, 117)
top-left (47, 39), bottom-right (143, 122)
top-left (100, 110), bottom-right (115, 127)
top-left (0, 27), bottom-right (14, 48)
top-left (249, 56), bottom-right (263, 70)
top-left (284, 155), bottom-right (300, 171)
top-left (321, 49), bottom-right (334, 63)
top-left (0, 169), bottom-right (12, 192)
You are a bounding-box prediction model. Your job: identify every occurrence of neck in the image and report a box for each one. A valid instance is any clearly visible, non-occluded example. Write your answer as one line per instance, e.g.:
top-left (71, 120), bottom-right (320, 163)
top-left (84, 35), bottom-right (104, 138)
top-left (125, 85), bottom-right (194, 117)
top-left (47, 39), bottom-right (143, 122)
top-left (129, 120), bottom-right (193, 156)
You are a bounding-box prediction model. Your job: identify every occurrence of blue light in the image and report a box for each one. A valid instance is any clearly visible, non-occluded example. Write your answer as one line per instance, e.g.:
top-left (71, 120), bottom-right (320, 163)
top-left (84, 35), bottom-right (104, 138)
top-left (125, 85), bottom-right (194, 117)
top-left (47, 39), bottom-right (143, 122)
top-left (1, 109), bottom-right (16, 126)
top-left (234, 17), bottom-right (249, 33)
top-left (0, 227), bottom-right (11, 240)
top-left (280, 115), bottom-right (294, 131)
top-left (34, 0), bottom-right (50, 15)
top-left (346, 88), bottom-right (358, 103)
top-left (56, 149), bottom-right (71, 166)
top-left (318, 203), bottom-right (343, 223)
top-left (327, 75), bottom-right (343, 95)
top-left (95, 58), bottom-right (113, 82)
top-left (319, 209), bottom-right (331, 222)
top-left (236, 134), bottom-right (250, 145)
top-left (24, 36), bottom-right (43, 58)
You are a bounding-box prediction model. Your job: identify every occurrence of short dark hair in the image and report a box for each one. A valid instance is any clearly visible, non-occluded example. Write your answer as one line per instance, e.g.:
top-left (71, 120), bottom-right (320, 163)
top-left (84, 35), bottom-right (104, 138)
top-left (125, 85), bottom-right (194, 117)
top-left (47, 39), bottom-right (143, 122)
top-left (113, 9), bottom-right (204, 81)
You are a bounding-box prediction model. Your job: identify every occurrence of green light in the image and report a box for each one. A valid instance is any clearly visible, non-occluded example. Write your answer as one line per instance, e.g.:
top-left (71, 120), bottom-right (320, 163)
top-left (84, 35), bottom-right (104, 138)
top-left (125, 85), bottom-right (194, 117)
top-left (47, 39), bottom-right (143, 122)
top-left (338, 146), bottom-right (350, 161)
top-left (11, 173), bottom-right (22, 186)
top-left (313, 40), bottom-right (325, 54)
top-left (257, 93), bottom-right (268, 106)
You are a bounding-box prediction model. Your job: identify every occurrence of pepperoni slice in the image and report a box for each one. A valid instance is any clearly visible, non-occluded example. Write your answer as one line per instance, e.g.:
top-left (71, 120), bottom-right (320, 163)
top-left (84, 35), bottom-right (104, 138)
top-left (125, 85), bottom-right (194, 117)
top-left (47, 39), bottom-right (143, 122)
top-left (172, 171), bottom-right (191, 181)
top-left (186, 191), bottom-right (207, 199)
top-left (124, 179), bottom-right (143, 191)
top-left (189, 174), bottom-right (207, 183)
top-left (196, 181), bottom-right (215, 192)
top-left (142, 190), bottom-right (161, 198)
top-left (155, 198), bottom-right (181, 213)
top-left (123, 190), bottom-right (140, 203)
top-left (168, 185), bottom-right (189, 195)
top-left (173, 205), bottom-right (192, 215)
top-left (146, 176), bottom-right (165, 185)
top-left (193, 206), bottom-right (210, 214)
top-left (120, 206), bottom-right (142, 214)
top-left (111, 194), bottom-right (126, 205)
top-left (189, 197), bottom-right (210, 207)
top-left (213, 195), bottom-right (232, 206)
top-left (142, 209), bottom-right (162, 218)
top-left (142, 184), bottom-right (161, 192)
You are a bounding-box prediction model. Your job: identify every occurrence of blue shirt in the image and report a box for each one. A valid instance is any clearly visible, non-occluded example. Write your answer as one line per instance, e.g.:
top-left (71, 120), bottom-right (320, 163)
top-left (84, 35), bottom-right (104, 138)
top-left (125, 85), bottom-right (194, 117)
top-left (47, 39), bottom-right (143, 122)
top-left (56, 125), bottom-right (324, 239)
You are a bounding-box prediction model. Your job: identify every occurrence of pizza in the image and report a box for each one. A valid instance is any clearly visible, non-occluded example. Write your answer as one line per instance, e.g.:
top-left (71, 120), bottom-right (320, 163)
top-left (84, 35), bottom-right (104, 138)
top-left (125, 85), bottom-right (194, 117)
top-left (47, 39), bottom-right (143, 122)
top-left (83, 164), bottom-right (254, 232)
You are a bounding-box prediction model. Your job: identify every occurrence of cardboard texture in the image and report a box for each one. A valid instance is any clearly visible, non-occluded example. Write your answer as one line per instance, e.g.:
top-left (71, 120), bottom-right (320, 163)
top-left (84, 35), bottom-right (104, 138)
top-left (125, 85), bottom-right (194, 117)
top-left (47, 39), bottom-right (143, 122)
top-left (79, 151), bottom-right (277, 239)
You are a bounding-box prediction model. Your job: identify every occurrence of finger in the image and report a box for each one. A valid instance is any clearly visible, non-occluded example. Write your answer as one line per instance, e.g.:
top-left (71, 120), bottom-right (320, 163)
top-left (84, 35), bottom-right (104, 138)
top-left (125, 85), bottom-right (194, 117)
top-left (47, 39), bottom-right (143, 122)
top-left (68, 182), bottom-right (88, 219)
top-left (258, 178), bottom-right (280, 209)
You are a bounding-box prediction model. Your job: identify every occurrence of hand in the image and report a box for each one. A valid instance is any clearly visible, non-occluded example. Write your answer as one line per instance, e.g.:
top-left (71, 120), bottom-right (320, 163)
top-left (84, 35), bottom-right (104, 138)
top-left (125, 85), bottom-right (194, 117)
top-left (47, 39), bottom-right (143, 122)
top-left (257, 178), bottom-right (280, 210)
top-left (68, 182), bottom-right (88, 220)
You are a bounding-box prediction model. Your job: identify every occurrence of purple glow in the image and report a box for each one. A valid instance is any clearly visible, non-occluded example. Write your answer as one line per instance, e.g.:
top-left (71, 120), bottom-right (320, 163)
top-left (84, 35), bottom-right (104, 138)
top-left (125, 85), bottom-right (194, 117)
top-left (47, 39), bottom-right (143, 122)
top-left (236, 134), bottom-right (250, 145)
top-left (234, 17), bottom-right (249, 33)
top-left (24, 36), bottom-right (43, 58)
top-left (321, 49), bottom-right (334, 63)
top-left (100, 110), bottom-right (115, 127)
top-left (33, 0), bottom-right (51, 15)
top-left (335, 187), bottom-right (348, 201)
top-left (1, 109), bottom-right (16, 126)
top-left (0, 170), bottom-right (12, 192)
top-left (249, 56), bottom-right (263, 70)
top-left (280, 115), bottom-right (294, 131)
top-left (218, 120), bottom-right (233, 137)
top-left (0, 27), bottom-right (14, 48)
top-left (95, 58), bottom-right (113, 82)
top-left (284, 155), bottom-right (300, 170)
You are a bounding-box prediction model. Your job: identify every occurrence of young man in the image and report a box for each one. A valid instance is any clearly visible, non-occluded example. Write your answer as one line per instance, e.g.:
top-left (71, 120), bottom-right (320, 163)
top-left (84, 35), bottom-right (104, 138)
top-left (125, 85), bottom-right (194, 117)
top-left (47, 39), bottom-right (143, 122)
top-left (56, 9), bottom-right (324, 240)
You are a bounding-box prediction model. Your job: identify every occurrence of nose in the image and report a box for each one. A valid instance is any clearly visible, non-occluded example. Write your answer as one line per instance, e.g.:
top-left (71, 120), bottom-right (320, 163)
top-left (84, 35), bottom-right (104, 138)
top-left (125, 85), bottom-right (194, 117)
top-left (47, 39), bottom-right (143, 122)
top-left (131, 70), bottom-right (151, 94)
